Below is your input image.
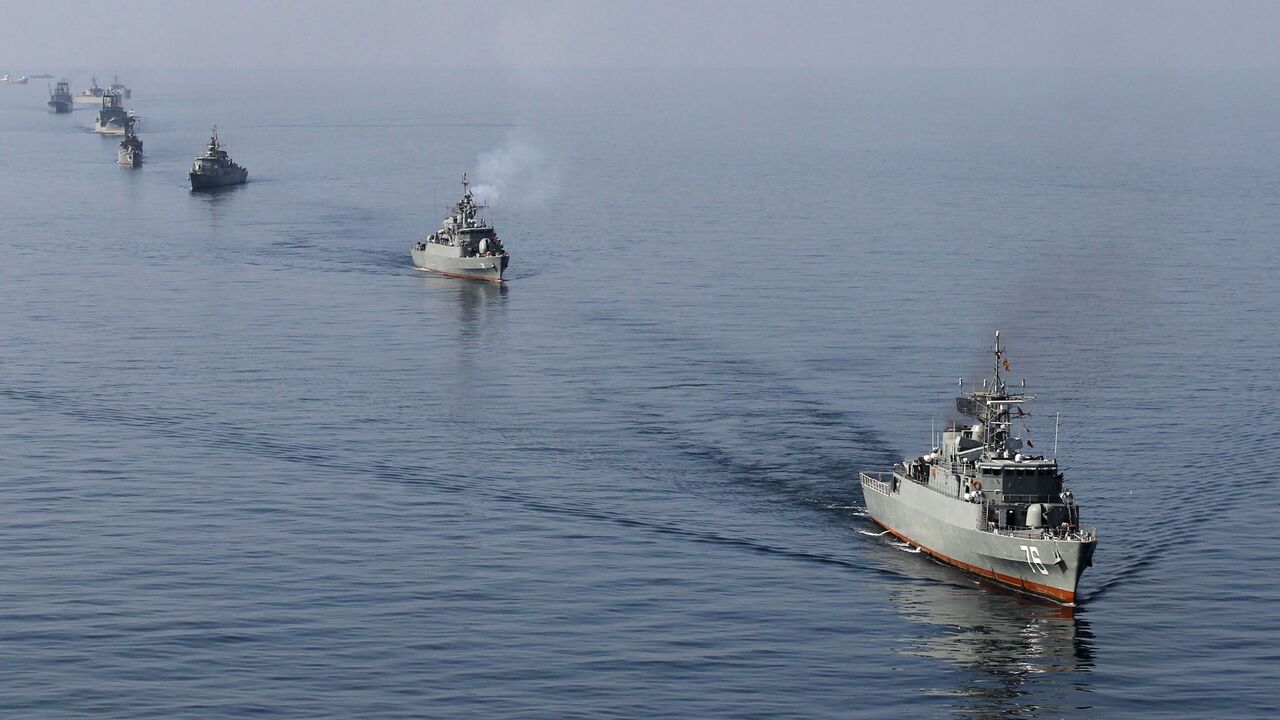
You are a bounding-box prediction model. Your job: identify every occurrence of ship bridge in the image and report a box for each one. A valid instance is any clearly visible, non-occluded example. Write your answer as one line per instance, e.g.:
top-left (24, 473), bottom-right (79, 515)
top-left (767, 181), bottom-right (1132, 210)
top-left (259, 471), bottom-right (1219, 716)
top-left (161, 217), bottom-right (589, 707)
top-left (975, 459), bottom-right (1062, 501)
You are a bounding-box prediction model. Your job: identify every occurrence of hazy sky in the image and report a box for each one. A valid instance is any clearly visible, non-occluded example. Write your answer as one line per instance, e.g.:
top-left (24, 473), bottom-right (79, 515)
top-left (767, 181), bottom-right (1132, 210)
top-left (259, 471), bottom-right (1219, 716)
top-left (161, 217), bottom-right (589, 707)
top-left (3, 0), bottom-right (1279, 70)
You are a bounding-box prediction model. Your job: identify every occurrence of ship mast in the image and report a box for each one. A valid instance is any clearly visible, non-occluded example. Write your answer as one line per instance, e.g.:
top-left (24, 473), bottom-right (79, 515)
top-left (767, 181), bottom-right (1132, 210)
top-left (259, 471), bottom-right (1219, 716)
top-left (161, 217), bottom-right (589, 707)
top-left (988, 330), bottom-right (1009, 453)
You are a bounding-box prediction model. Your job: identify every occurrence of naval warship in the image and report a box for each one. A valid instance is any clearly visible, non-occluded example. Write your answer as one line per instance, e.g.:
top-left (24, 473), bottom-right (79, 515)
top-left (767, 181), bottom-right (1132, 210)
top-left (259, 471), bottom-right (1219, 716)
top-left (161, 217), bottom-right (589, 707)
top-left (860, 332), bottom-right (1097, 603)
top-left (109, 75), bottom-right (131, 99)
top-left (189, 128), bottom-right (248, 189)
top-left (117, 117), bottom-right (142, 167)
top-left (93, 91), bottom-right (130, 135)
top-left (48, 79), bottom-right (73, 113)
top-left (73, 75), bottom-right (106, 104)
top-left (411, 174), bottom-right (509, 282)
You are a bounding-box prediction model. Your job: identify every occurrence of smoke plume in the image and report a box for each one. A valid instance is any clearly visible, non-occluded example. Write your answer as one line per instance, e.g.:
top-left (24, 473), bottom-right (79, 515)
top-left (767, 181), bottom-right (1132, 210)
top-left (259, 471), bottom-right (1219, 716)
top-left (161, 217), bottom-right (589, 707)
top-left (471, 136), bottom-right (559, 208)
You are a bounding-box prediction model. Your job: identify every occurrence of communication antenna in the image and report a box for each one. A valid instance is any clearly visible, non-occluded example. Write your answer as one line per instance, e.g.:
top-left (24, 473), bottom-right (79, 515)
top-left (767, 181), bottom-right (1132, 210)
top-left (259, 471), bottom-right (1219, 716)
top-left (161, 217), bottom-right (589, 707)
top-left (1054, 411), bottom-right (1061, 457)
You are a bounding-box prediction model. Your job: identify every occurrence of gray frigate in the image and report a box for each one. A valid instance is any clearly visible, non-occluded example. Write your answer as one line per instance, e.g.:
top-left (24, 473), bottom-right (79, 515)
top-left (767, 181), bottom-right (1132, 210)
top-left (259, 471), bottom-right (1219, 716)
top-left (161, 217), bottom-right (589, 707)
top-left (73, 75), bottom-right (106, 104)
top-left (117, 117), bottom-right (143, 167)
top-left (411, 174), bottom-right (509, 282)
top-left (859, 331), bottom-right (1097, 603)
top-left (189, 128), bottom-right (248, 190)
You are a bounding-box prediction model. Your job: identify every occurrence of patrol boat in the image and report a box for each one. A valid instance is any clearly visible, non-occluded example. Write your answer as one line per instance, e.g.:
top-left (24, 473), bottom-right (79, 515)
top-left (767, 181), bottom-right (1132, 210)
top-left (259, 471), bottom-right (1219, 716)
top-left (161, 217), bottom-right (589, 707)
top-left (189, 127), bottom-right (248, 189)
top-left (117, 117), bottom-right (142, 167)
top-left (48, 79), bottom-right (73, 113)
top-left (93, 91), bottom-right (130, 135)
top-left (73, 75), bottom-right (106, 104)
top-left (411, 174), bottom-right (509, 282)
top-left (860, 332), bottom-right (1097, 604)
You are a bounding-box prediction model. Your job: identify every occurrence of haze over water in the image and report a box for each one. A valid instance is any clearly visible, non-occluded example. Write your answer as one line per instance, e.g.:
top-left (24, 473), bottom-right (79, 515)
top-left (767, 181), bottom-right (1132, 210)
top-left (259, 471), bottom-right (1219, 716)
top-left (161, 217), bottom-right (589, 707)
top-left (1, 66), bottom-right (1278, 718)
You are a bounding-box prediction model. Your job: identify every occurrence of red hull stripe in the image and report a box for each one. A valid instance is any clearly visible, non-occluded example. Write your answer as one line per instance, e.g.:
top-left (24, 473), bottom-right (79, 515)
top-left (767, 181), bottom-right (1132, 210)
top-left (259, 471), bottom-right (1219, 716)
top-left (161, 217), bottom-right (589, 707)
top-left (874, 520), bottom-right (1076, 604)
top-left (417, 267), bottom-right (503, 283)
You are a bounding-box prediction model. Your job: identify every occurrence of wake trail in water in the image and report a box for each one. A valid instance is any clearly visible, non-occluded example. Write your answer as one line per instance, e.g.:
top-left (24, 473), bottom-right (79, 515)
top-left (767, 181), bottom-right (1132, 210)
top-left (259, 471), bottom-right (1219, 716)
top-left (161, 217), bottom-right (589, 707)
top-left (1, 385), bottom-right (908, 583)
top-left (573, 312), bottom-right (900, 514)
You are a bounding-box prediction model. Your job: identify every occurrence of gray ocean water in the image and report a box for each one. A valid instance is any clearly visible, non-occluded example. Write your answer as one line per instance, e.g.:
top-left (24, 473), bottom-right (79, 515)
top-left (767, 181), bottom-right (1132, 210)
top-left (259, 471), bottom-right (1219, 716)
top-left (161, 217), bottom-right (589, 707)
top-left (1, 68), bottom-right (1278, 718)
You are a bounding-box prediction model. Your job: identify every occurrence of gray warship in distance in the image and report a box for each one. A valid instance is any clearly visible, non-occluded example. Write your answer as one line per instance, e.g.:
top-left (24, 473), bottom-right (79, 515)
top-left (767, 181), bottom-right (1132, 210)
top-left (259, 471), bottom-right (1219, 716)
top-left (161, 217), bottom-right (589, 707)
top-left (48, 79), bottom-right (73, 113)
top-left (189, 128), bottom-right (248, 189)
top-left (109, 75), bottom-right (131, 99)
top-left (411, 174), bottom-right (509, 282)
top-left (93, 91), bottom-right (130, 135)
top-left (73, 75), bottom-right (106, 104)
top-left (117, 117), bottom-right (142, 167)
top-left (860, 331), bottom-right (1097, 604)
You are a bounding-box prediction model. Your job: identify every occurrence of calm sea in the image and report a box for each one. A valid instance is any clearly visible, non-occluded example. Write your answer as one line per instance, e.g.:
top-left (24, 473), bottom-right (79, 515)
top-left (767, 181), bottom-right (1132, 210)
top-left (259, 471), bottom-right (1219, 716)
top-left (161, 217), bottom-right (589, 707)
top-left (1, 68), bottom-right (1277, 718)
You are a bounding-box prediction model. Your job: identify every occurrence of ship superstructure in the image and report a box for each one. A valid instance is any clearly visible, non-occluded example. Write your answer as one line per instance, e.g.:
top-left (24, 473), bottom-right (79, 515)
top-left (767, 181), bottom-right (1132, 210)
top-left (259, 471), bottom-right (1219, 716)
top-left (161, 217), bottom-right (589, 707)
top-left (410, 174), bottom-right (509, 282)
top-left (93, 91), bottom-right (131, 135)
top-left (859, 332), bottom-right (1096, 603)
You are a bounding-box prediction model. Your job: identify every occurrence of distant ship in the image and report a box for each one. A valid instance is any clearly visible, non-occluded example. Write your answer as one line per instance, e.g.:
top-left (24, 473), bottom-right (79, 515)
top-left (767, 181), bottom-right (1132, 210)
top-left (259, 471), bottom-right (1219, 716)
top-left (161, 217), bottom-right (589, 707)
top-left (109, 75), bottom-right (131, 99)
top-left (30, 73), bottom-right (54, 79)
top-left (93, 91), bottom-right (130, 135)
top-left (0, 74), bottom-right (29, 85)
top-left (73, 76), bottom-right (106, 104)
top-left (117, 117), bottom-right (142, 167)
top-left (859, 331), bottom-right (1096, 604)
top-left (411, 174), bottom-right (509, 282)
top-left (189, 127), bottom-right (248, 189)
top-left (48, 79), bottom-right (73, 113)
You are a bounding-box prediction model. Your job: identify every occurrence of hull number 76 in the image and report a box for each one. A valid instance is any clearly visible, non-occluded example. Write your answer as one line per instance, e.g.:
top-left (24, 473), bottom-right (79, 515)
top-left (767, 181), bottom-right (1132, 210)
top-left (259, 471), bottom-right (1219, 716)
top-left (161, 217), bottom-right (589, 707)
top-left (1019, 545), bottom-right (1050, 575)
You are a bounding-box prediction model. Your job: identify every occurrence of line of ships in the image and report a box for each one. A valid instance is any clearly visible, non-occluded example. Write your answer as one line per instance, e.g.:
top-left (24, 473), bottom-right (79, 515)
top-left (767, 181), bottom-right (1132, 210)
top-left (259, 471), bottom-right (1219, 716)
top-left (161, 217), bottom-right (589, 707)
top-left (43, 77), bottom-right (248, 188)
top-left (41, 76), bottom-right (507, 282)
top-left (46, 76), bottom-right (146, 168)
top-left (30, 79), bottom-right (1100, 601)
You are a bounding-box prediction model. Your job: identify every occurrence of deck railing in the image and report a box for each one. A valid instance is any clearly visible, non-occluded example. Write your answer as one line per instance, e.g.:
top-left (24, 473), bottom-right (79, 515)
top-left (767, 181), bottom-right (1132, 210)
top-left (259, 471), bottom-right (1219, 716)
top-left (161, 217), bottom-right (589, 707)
top-left (858, 472), bottom-right (894, 495)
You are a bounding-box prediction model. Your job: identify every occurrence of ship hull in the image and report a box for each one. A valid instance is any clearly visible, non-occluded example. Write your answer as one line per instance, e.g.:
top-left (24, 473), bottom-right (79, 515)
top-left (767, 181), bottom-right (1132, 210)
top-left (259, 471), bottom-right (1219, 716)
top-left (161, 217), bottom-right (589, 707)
top-left (48, 100), bottom-right (72, 113)
top-left (118, 150), bottom-right (142, 167)
top-left (411, 246), bottom-right (508, 283)
top-left (190, 169), bottom-right (248, 189)
top-left (94, 119), bottom-right (127, 135)
top-left (72, 95), bottom-right (104, 105)
top-left (862, 474), bottom-right (1096, 604)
